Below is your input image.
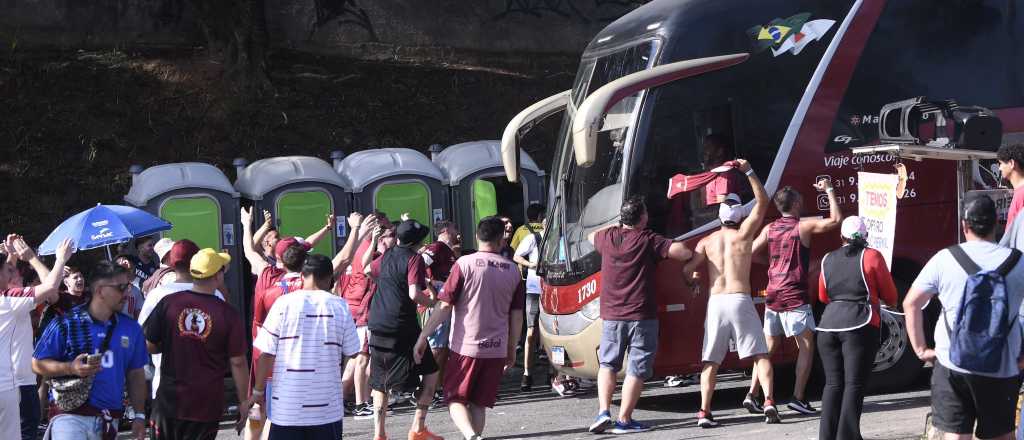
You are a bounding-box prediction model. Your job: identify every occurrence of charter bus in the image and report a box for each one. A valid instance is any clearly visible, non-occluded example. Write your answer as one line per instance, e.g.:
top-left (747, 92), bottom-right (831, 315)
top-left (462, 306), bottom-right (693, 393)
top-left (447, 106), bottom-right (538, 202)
top-left (500, 0), bottom-right (1024, 390)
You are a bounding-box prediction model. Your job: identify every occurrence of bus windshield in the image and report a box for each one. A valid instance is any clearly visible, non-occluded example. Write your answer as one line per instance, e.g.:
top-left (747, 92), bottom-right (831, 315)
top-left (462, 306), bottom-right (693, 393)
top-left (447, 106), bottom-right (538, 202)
top-left (542, 41), bottom-right (659, 279)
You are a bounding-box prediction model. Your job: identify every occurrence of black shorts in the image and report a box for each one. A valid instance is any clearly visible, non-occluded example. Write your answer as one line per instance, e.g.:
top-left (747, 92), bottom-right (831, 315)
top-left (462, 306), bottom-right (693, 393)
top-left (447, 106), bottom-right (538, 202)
top-left (525, 294), bottom-right (541, 328)
top-left (152, 416), bottom-right (219, 440)
top-left (930, 363), bottom-right (1020, 438)
top-left (369, 333), bottom-right (439, 394)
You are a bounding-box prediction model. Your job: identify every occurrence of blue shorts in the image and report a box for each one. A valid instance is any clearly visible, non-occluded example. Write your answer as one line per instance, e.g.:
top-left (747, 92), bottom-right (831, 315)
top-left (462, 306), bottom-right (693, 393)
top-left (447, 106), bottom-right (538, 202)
top-left (425, 281), bottom-right (451, 349)
top-left (598, 319), bottom-right (659, 379)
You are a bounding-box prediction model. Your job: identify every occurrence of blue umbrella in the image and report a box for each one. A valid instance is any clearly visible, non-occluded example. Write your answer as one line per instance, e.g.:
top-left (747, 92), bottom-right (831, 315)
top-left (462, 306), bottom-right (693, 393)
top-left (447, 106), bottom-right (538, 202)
top-left (38, 204), bottom-right (173, 256)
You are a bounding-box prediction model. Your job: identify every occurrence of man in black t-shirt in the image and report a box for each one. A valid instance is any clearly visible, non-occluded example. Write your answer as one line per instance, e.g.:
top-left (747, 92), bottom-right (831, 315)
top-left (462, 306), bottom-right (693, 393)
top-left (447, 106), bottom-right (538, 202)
top-left (365, 220), bottom-right (443, 440)
top-left (144, 249), bottom-right (250, 440)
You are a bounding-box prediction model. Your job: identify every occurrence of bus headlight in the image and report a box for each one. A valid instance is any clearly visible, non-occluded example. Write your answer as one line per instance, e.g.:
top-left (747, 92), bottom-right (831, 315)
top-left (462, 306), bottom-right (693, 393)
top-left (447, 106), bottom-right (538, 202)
top-left (581, 298), bottom-right (600, 320)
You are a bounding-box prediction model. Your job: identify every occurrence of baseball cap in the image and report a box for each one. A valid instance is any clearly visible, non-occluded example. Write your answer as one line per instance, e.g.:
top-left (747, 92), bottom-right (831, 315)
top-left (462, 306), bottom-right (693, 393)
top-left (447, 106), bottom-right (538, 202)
top-left (841, 216), bottom-right (868, 240)
top-left (154, 238), bottom-right (175, 264)
top-left (396, 220), bottom-right (429, 246)
top-left (718, 193), bottom-right (750, 226)
top-left (274, 237), bottom-right (312, 259)
top-left (167, 239), bottom-right (200, 270)
top-left (190, 248), bottom-right (231, 279)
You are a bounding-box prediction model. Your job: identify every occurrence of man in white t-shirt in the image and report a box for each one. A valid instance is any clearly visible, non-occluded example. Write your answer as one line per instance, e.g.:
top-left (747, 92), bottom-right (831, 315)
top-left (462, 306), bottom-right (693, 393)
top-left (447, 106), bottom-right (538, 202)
top-left (137, 239), bottom-right (224, 400)
top-left (0, 235), bottom-right (71, 440)
top-left (252, 254), bottom-right (360, 438)
top-left (513, 220), bottom-right (544, 392)
top-left (905, 194), bottom-right (1024, 440)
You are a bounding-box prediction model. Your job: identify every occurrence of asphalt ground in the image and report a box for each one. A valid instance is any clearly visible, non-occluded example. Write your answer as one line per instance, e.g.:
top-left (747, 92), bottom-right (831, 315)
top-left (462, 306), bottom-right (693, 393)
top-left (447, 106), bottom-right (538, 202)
top-left (157, 367), bottom-right (933, 440)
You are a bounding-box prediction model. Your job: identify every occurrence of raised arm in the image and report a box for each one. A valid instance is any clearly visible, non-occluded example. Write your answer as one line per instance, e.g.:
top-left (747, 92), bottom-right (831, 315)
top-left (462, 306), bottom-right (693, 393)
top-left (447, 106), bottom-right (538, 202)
top-left (361, 227), bottom-right (382, 277)
top-left (737, 159), bottom-right (770, 240)
top-left (22, 237), bottom-right (72, 305)
top-left (241, 207), bottom-right (269, 275)
top-left (333, 212), bottom-right (370, 274)
top-left (801, 178), bottom-right (842, 236)
top-left (305, 214), bottom-right (335, 248)
top-left (251, 210), bottom-right (274, 257)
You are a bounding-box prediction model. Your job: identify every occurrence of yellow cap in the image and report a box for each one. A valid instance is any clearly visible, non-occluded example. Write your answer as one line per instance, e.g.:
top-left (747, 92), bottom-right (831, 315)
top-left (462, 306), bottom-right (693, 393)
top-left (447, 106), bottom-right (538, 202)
top-left (190, 248), bottom-right (231, 279)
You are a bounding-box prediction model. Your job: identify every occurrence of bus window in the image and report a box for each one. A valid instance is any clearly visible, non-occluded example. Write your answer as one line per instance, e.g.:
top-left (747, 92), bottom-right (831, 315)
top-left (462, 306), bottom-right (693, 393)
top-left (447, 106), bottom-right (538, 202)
top-left (277, 191), bottom-right (333, 257)
top-left (160, 196), bottom-right (221, 250)
top-left (375, 182), bottom-right (432, 242)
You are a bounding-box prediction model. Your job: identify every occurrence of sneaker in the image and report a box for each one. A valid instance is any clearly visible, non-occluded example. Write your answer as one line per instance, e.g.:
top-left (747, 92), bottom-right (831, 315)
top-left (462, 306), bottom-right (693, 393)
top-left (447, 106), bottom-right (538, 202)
top-left (552, 379), bottom-right (575, 397)
top-left (408, 427), bottom-right (444, 440)
top-left (431, 392), bottom-right (446, 408)
top-left (564, 378), bottom-right (580, 394)
top-left (521, 375), bottom-right (533, 392)
top-left (344, 401), bottom-right (357, 416)
top-left (696, 410), bottom-right (719, 428)
top-left (589, 410), bottom-right (613, 434)
top-left (611, 419), bottom-right (651, 434)
top-left (763, 400), bottom-right (782, 424)
top-left (787, 399), bottom-right (817, 415)
top-left (742, 393), bottom-right (764, 414)
top-left (353, 402), bottom-right (375, 420)
top-left (664, 375), bottom-right (684, 387)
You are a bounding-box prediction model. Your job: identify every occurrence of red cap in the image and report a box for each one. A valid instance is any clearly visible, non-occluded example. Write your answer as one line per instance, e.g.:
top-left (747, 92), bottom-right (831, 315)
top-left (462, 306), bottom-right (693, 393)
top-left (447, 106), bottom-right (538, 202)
top-left (274, 237), bottom-right (312, 259)
top-left (167, 239), bottom-right (200, 270)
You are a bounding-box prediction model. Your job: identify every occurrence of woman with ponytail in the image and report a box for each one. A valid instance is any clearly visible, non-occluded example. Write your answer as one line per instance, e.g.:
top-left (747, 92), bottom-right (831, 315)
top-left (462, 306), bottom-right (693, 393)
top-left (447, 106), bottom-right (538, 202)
top-left (816, 216), bottom-right (898, 440)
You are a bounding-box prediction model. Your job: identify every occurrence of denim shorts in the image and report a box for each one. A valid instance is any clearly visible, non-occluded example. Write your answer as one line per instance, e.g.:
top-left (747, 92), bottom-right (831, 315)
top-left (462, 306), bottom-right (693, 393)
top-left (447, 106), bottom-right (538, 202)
top-left (598, 319), bottom-right (658, 379)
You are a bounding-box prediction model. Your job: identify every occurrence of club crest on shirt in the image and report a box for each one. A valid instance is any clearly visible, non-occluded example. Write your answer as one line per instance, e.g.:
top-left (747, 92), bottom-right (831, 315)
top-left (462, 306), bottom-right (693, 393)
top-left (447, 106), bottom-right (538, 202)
top-left (120, 335), bottom-right (130, 348)
top-left (177, 308), bottom-right (213, 341)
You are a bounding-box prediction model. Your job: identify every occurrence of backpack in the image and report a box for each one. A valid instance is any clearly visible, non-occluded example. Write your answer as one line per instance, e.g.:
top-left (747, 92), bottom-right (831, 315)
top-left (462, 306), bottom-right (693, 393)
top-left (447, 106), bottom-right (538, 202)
top-left (946, 245), bottom-right (1021, 373)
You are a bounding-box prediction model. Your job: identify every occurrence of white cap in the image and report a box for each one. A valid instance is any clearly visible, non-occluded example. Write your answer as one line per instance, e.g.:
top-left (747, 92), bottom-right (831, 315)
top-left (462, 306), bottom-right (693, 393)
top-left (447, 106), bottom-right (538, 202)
top-left (154, 237), bottom-right (175, 264)
top-left (841, 216), bottom-right (868, 240)
top-left (718, 193), bottom-right (750, 225)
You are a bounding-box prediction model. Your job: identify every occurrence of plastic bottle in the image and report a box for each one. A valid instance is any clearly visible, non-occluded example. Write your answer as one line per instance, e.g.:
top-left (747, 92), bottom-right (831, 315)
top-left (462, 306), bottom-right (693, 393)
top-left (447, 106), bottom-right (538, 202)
top-left (248, 403), bottom-right (264, 430)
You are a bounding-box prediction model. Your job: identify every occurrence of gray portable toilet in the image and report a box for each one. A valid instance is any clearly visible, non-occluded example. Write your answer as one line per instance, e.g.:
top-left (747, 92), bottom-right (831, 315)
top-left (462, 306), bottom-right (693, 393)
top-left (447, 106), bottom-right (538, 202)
top-left (234, 156), bottom-right (352, 259)
top-left (434, 140), bottom-right (546, 243)
top-left (124, 163), bottom-right (245, 309)
top-left (337, 148), bottom-right (448, 239)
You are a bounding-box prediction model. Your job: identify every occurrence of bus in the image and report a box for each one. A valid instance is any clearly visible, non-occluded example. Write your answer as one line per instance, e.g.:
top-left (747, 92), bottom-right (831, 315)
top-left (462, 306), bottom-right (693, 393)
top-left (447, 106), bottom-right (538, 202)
top-left (500, 0), bottom-right (1024, 390)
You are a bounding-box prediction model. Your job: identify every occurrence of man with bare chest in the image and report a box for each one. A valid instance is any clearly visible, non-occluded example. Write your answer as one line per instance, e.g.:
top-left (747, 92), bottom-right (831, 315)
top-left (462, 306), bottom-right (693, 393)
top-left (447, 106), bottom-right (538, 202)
top-left (683, 159), bottom-right (779, 427)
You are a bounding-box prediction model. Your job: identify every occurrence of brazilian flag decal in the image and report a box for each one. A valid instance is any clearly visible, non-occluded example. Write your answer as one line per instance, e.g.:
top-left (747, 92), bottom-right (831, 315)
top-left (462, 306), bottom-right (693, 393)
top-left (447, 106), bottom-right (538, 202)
top-left (748, 12), bottom-right (811, 52)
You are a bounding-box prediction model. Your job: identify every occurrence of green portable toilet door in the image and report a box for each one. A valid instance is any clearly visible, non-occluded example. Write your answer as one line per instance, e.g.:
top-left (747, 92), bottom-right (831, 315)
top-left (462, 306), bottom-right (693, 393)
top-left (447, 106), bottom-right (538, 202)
top-left (375, 182), bottom-right (432, 242)
top-left (472, 179), bottom-right (498, 230)
top-left (276, 190), bottom-right (333, 257)
top-left (159, 196), bottom-right (222, 251)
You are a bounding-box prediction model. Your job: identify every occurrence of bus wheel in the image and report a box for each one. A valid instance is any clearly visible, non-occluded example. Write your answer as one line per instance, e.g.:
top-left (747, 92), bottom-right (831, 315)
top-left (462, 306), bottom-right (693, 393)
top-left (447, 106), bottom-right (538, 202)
top-left (869, 310), bottom-right (923, 392)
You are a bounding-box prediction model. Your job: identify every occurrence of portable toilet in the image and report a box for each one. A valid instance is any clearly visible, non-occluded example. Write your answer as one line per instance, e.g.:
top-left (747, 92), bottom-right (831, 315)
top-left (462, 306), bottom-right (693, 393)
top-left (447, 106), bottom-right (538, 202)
top-left (124, 162), bottom-right (245, 308)
top-left (433, 141), bottom-right (546, 243)
top-left (233, 156), bottom-right (352, 260)
top-left (336, 148), bottom-right (448, 239)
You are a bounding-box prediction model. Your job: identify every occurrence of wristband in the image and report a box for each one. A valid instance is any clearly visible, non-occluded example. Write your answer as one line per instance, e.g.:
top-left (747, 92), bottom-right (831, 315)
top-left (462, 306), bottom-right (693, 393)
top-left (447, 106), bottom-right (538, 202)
top-left (252, 389), bottom-right (265, 396)
top-left (825, 188), bottom-right (835, 194)
top-left (133, 414), bottom-right (146, 421)
top-left (745, 169), bottom-right (755, 176)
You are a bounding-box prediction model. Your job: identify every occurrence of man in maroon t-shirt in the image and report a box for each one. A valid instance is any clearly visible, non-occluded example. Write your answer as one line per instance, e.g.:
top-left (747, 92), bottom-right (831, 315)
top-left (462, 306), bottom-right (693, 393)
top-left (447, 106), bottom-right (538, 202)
top-left (744, 178), bottom-right (840, 415)
top-left (144, 249), bottom-right (250, 439)
top-left (416, 217), bottom-right (525, 440)
top-left (585, 197), bottom-right (693, 434)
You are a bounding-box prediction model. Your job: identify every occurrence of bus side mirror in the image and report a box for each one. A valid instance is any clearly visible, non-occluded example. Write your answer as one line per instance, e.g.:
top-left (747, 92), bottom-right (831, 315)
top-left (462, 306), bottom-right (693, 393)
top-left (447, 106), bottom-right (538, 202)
top-left (501, 90), bottom-right (570, 183)
top-left (570, 53), bottom-right (750, 167)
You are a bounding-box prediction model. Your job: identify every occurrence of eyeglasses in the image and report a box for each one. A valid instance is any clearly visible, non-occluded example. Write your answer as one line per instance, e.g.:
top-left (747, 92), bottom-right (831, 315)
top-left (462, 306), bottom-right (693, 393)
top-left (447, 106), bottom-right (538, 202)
top-left (98, 283), bottom-right (131, 293)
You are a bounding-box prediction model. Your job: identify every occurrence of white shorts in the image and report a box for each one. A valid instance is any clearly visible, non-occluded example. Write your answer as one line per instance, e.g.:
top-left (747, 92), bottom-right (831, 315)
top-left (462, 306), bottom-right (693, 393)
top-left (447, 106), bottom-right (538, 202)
top-left (764, 304), bottom-right (816, 338)
top-left (702, 293), bottom-right (769, 364)
top-left (0, 388), bottom-right (19, 440)
top-left (356, 326), bottom-right (371, 354)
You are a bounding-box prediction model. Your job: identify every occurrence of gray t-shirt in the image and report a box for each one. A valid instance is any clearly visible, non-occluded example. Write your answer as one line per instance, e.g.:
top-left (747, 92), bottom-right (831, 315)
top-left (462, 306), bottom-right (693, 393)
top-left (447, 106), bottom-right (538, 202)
top-left (911, 240), bottom-right (1024, 378)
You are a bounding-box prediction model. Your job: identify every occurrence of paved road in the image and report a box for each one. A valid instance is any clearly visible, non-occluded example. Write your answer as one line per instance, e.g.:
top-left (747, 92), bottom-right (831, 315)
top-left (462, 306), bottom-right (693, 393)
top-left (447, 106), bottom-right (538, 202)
top-left (173, 370), bottom-right (932, 440)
